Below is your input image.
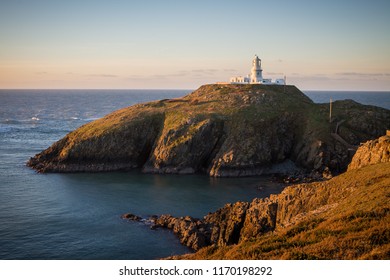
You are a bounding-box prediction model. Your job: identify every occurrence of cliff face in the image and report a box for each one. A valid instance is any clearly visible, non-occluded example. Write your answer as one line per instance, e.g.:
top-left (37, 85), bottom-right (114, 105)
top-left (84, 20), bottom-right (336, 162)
top-left (27, 84), bottom-right (390, 177)
top-left (348, 131), bottom-right (390, 170)
top-left (155, 134), bottom-right (390, 259)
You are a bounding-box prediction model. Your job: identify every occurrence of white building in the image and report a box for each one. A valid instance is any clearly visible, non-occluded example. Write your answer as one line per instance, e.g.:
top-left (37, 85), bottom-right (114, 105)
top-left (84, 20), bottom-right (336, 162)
top-left (230, 55), bottom-right (285, 85)
top-left (251, 55), bottom-right (263, 83)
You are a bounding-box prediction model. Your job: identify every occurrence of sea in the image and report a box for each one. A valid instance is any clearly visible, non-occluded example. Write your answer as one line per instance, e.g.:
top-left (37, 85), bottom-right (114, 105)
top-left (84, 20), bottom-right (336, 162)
top-left (0, 89), bottom-right (389, 260)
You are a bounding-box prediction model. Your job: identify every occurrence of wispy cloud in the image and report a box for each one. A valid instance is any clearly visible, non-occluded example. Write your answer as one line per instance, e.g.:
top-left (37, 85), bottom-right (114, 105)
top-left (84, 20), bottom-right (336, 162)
top-left (287, 73), bottom-right (334, 81)
top-left (336, 72), bottom-right (390, 77)
top-left (223, 69), bottom-right (238, 73)
top-left (125, 68), bottom-right (223, 82)
top-left (266, 72), bottom-right (284, 75)
top-left (191, 69), bottom-right (218, 74)
top-left (144, 69), bottom-right (221, 79)
top-left (85, 74), bottom-right (119, 78)
top-left (126, 74), bottom-right (171, 81)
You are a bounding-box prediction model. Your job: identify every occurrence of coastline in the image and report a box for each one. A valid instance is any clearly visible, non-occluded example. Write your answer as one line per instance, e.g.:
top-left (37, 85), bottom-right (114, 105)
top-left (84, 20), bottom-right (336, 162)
top-left (1, 88), bottom-right (390, 260)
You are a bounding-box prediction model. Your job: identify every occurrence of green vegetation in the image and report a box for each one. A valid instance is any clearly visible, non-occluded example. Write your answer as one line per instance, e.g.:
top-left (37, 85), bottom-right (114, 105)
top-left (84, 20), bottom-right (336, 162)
top-left (28, 83), bottom-right (390, 175)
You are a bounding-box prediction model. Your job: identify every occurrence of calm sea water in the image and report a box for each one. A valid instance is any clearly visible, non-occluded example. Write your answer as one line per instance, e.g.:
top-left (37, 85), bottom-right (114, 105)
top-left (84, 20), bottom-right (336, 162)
top-left (0, 89), bottom-right (389, 260)
top-left (305, 90), bottom-right (390, 109)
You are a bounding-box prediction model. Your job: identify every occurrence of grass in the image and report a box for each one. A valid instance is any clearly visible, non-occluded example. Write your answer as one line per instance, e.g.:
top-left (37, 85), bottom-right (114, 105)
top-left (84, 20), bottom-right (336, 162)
top-left (173, 162), bottom-right (390, 260)
top-left (37, 84), bottom-right (338, 157)
top-left (30, 83), bottom-right (389, 176)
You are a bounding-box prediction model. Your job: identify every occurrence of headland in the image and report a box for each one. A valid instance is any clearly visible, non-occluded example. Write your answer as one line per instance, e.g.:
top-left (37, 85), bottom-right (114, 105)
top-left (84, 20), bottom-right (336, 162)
top-left (27, 84), bottom-right (390, 178)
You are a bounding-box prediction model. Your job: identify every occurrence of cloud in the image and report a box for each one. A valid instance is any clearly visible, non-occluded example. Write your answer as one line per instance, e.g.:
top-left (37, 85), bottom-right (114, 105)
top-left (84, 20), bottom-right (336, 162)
top-left (170, 71), bottom-right (188, 77)
top-left (151, 74), bottom-right (170, 79)
top-left (287, 73), bottom-right (334, 81)
top-left (223, 69), bottom-right (238, 73)
top-left (86, 74), bottom-right (119, 78)
top-left (303, 75), bottom-right (333, 81)
top-left (288, 71), bottom-right (390, 84)
top-left (191, 69), bottom-right (218, 74)
top-left (126, 68), bottom-right (223, 82)
top-left (160, 69), bottom-right (220, 78)
top-left (336, 72), bottom-right (390, 77)
top-left (266, 72), bottom-right (284, 75)
top-left (127, 74), bottom-right (172, 81)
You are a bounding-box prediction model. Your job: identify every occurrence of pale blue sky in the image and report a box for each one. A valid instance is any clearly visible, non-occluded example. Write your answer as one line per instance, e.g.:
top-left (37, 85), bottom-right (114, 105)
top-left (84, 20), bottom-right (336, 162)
top-left (1, 0), bottom-right (389, 90)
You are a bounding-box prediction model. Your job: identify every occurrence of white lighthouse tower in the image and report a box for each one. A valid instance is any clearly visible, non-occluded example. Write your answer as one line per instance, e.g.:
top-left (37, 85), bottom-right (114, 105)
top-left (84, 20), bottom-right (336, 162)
top-left (228, 54), bottom-right (285, 85)
top-left (251, 55), bottom-right (263, 83)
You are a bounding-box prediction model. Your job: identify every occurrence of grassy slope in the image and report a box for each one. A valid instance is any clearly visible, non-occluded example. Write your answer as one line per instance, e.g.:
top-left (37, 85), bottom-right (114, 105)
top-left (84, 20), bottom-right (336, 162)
top-left (174, 162), bottom-right (390, 260)
top-left (28, 84), bottom-right (390, 175)
top-left (65, 84), bottom-right (312, 140)
top-left (30, 84), bottom-right (314, 165)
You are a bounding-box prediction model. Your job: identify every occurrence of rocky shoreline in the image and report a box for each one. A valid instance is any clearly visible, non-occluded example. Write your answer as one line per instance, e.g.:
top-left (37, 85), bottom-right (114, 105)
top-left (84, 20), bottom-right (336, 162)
top-left (27, 84), bottom-right (390, 178)
top-left (122, 132), bottom-right (390, 258)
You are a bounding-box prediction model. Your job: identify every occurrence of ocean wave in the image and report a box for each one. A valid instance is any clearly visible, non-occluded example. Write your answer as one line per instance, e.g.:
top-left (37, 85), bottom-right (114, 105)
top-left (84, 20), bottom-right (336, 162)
top-left (66, 116), bottom-right (100, 122)
top-left (84, 117), bottom-right (100, 121)
top-left (2, 118), bottom-right (41, 125)
top-left (1, 119), bottom-right (21, 125)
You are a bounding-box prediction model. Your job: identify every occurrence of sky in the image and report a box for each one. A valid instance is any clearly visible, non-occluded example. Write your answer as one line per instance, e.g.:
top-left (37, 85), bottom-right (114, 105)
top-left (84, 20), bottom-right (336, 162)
top-left (0, 0), bottom-right (389, 90)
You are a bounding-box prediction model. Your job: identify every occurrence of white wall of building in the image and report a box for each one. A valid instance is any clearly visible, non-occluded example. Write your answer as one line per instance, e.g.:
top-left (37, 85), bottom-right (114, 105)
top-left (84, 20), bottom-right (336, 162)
top-left (230, 55), bottom-right (285, 85)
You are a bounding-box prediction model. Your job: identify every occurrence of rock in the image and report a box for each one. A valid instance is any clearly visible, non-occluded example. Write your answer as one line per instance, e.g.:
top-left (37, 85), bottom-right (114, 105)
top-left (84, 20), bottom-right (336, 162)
top-left (121, 213), bottom-right (142, 221)
top-left (204, 201), bottom-right (250, 246)
top-left (151, 202), bottom-right (250, 250)
top-left (150, 224), bottom-right (157, 230)
top-left (27, 84), bottom-right (390, 177)
top-left (126, 135), bottom-right (390, 253)
top-left (153, 214), bottom-right (211, 250)
top-left (240, 198), bottom-right (278, 241)
top-left (348, 133), bottom-right (390, 170)
top-left (159, 135), bottom-right (390, 259)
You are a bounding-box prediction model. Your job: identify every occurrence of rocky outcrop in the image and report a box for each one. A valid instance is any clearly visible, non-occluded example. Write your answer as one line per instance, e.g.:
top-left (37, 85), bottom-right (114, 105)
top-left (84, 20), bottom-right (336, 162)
top-left (143, 117), bottom-right (225, 174)
top-left (147, 134), bottom-right (390, 253)
top-left (121, 213), bottom-right (142, 221)
top-left (204, 201), bottom-right (250, 246)
top-left (27, 84), bottom-right (390, 176)
top-left (28, 110), bottom-right (164, 172)
top-left (240, 198), bottom-right (278, 240)
top-left (177, 161), bottom-right (390, 259)
top-left (146, 181), bottom-right (348, 251)
top-left (348, 131), bottom-right (390, 170)
top-left (152, 215), bottom-right (211, 251)
top-left (147, 202), bottom-right (252, 250)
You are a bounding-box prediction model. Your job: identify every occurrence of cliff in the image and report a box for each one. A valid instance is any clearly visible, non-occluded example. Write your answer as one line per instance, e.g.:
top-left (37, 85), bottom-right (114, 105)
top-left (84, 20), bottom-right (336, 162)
top-left (348, 131), bottom-right (390, 170)
top-left (27, 84), bottom-right (390, 177)
top-left (150, 134), bottom-right (390, 259)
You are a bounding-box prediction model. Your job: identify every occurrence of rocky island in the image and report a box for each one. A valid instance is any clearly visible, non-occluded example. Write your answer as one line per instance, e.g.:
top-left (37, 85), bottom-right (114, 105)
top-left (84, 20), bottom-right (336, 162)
top-left (27, 84), bottom-right (390, 177)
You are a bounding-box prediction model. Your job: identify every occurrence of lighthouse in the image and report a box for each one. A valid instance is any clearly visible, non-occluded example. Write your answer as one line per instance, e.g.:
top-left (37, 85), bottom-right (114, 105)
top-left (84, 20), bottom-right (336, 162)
top-left (229, 54), bottom-right (285, 85)
top-left (251, 55), bottom-right (263, 83)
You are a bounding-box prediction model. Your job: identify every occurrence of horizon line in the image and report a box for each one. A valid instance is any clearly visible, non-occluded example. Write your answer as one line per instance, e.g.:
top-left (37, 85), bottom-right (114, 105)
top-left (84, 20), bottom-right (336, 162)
top-left (1, 87), bottom-right (390, 92)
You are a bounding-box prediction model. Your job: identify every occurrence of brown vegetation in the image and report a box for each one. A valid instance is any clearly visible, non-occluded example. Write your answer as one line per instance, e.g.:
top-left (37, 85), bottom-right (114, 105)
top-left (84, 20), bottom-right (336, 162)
top-left (169, 161), bottom-right (390, 259)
